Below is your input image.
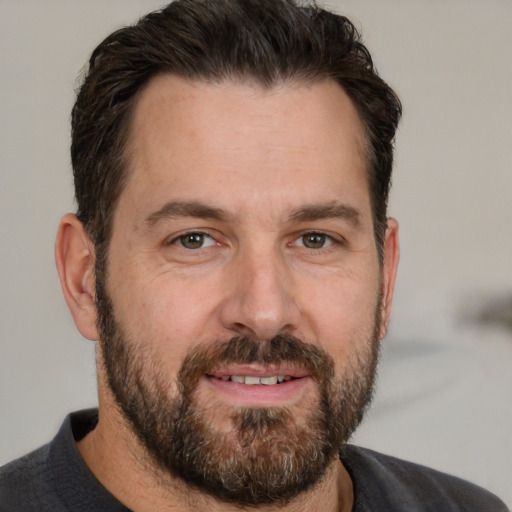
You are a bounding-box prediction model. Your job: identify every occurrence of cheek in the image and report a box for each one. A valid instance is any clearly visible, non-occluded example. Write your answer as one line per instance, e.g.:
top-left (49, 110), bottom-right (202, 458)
top-left (299, 271), bottom-right (380, 355)
top-left (110, 269), bottom-right (221, 360)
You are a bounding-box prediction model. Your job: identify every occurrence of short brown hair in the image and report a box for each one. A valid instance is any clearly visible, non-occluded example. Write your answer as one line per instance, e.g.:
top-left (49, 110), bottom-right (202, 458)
top-left (71, 0), bottom-right (401, 268)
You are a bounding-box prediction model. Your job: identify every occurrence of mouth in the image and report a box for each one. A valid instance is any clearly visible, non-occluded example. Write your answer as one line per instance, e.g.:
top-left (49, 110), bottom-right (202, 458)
top-left (208, 374), bottom-right (295, 385)
top-left (202, 366), bottom-right (312, 406)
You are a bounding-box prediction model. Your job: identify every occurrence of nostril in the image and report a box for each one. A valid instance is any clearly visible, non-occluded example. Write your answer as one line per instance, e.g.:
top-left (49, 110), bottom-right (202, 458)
top-left (217, 270), bottom-right (300, 341)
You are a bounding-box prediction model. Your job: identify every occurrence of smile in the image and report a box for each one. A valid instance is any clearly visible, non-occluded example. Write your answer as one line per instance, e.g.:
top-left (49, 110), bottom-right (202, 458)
top-left (212, 375), bottom-right (294, 385)
top-left (202, 369), bottom-right (311, 407)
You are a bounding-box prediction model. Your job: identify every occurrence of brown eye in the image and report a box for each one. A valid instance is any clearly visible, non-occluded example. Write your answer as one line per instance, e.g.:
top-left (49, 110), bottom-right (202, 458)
top-left (177, 233), bottom-right (213, 249)
top-left (301, 233), bottom-right (328, 249)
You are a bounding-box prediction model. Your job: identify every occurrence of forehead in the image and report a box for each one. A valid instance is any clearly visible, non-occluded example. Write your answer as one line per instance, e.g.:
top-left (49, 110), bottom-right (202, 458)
top-left (127, 74), bottom-right (366, 160)
top-left (120, 75), bottom-right (369, 222)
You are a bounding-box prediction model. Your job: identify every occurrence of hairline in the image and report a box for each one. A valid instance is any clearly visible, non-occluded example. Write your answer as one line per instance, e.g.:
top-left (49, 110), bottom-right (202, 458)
top-left (93, 72), bottom-right (382, 277)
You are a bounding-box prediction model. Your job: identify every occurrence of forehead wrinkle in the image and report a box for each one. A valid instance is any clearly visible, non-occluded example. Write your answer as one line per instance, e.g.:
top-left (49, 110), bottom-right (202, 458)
top-left (288, 201), bottom-right (361, 228)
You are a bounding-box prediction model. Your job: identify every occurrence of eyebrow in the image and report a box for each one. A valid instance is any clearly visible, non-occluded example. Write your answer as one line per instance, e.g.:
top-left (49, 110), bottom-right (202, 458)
top-left (144, 201), bottom-right (229, 227)
top-left (288, 202), bottom-right (361, 227)
top-left (143, 199), bottom-right (361, 229)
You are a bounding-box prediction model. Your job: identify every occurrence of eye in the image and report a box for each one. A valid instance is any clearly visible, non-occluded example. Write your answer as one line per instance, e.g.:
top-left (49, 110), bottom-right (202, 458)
top-left (294, 232), bottom-right (334, 249)
top-left (174, 232), bottom-right (216, 250)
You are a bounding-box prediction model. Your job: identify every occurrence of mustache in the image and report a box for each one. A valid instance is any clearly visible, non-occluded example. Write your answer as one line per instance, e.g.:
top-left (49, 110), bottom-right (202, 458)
top-left (177, 334), bottom-right (335, 392)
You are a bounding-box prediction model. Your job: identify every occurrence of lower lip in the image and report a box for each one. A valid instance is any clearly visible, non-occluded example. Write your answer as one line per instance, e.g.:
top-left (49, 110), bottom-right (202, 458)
top-left (202, 375), bottom-right (313, 407)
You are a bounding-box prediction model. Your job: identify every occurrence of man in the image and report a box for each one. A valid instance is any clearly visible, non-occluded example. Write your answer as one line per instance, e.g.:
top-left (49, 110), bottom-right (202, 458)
top-left (0, 1), bottom-right (508, 510)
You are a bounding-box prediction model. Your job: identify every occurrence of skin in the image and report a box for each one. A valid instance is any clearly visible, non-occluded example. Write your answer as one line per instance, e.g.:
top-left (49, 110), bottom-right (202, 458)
top-left (56, 76), bottom-right (399, 511)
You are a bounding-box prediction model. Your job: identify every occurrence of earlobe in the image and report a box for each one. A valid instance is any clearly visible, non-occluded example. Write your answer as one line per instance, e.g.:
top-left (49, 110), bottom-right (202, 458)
top-left (55, 214), bottom-right (99, 341)
top-left (379, 217), bottom-right (400, 339)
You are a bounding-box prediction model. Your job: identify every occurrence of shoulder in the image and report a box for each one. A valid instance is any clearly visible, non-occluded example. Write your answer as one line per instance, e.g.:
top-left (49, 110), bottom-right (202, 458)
top-left (341, 445), bottom-right (509, 512)
top-left (0, 410), bottom-right (129, 512)
top-left (0, 444), bottom-right (63, 511)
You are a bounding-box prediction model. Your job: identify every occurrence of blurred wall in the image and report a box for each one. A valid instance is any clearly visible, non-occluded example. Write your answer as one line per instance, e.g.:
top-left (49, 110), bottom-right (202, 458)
top-left (1, 0), bottom-right (511, 506)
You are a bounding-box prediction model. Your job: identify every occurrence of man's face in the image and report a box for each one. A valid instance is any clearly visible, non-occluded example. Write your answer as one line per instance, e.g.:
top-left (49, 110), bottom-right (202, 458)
top-left (97, 76), bottom-right (393, 504)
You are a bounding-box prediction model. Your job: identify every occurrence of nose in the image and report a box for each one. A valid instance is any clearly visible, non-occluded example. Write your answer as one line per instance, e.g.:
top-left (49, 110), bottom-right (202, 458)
top-left (218, 247), bottom-right (300, 340)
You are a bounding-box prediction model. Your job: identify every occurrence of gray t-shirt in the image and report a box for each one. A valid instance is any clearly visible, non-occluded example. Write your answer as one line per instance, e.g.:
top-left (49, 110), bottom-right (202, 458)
top-left (0, 409), bottom-right (508, 511)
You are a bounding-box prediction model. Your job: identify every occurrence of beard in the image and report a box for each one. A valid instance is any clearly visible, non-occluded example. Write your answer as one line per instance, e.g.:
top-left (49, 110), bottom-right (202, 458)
top-left (95, 280), bottom-right (381, 506)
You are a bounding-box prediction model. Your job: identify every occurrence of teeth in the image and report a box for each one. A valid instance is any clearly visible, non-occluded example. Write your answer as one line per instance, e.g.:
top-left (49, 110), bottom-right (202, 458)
top-left (220, 375), bottom-right (291, 385)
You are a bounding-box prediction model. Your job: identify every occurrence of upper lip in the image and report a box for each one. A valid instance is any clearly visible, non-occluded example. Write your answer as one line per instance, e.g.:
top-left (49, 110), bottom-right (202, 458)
top-left (208, 364), bottom-right (309, 379)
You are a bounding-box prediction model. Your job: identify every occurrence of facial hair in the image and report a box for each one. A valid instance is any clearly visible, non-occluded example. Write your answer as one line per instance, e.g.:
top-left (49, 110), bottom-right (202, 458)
top-left (96, 283), bottom-right (381, 506)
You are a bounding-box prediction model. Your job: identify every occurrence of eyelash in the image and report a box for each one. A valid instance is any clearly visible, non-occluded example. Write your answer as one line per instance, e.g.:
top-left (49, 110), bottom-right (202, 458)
top-left (168, 230), bottom-right (340, 251)
top-left (292, 231), bottom-right (337, 250)
top-left (170, 231), bottom-right (217, 250)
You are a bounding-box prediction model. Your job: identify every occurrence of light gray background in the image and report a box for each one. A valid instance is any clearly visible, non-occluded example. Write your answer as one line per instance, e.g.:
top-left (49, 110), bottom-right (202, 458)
top-left (1, 0), bottom-right (511, 507)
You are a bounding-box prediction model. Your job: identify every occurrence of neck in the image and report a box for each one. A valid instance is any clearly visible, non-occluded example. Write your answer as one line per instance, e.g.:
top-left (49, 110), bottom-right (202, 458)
top-left (78, 373), bottom-right (353, 511)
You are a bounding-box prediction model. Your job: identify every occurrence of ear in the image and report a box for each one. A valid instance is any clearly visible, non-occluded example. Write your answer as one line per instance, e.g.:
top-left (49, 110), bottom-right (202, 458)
top-left (55, 214), bottom-right (99, 341)
top-left (379, 217), bottom-right (400, 339)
